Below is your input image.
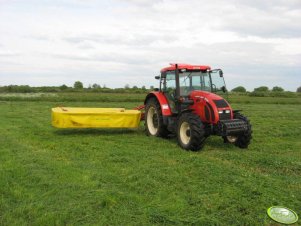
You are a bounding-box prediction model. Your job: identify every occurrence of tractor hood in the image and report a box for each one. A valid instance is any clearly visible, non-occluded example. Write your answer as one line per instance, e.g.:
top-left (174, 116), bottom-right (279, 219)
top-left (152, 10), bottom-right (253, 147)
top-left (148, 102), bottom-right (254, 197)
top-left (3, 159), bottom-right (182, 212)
top-left (189, 90), bottom-right (233, 124)
top-left (189, 90), bottom-right (225, 102)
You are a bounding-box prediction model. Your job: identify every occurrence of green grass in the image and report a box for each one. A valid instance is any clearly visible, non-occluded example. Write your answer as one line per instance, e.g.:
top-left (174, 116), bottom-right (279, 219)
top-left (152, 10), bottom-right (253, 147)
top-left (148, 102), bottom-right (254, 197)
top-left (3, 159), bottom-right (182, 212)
top-left (0, 99), bottom-right (300, 225)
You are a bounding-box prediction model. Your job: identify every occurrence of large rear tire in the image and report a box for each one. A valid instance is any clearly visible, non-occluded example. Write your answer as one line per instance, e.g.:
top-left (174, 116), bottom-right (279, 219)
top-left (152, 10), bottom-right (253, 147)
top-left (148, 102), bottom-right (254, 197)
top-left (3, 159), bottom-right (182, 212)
top-left (223, 112), bottom-right (252, 148)
top-left (145, 98), bottom-right (169, 137)
top-left (177, 113), bottom-right (206, 151)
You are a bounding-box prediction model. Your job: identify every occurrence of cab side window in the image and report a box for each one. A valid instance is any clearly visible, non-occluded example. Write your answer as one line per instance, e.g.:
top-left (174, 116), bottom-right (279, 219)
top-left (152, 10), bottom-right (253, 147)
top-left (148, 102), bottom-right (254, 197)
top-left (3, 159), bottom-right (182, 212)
top-left (165, 71), bottom-right (176, 92)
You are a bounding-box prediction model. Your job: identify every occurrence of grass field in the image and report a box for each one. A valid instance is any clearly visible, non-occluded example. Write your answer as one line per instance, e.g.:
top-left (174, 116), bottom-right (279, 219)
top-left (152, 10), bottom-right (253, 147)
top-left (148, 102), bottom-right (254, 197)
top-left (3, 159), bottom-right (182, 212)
top-left (0, 96), bottom-right (301, 225)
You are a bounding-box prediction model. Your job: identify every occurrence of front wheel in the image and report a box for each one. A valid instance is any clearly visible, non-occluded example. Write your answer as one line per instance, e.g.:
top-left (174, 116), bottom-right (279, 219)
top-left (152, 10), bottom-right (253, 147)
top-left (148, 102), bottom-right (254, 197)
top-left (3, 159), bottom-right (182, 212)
top-left (177, 113), bottom-right (206, 151)
top-left (223, 136), bottom-right (238, 143)
top-left (223, 112), bottom-right (252, 148)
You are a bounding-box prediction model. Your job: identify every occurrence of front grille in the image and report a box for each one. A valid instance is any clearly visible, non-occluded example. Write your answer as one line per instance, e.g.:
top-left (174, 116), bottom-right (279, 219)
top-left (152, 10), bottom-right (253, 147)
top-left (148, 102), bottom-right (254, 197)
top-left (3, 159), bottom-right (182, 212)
top-left (219, 112), bottom-right (231, 120)
top-left (214, 99), bottom-right (229, 108)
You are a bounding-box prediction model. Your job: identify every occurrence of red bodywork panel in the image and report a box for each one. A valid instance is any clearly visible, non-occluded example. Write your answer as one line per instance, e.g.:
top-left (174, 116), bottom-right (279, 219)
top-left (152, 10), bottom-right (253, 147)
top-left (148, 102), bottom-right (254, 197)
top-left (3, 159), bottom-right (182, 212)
top-left (161, 64), bottom-right (211, 72)
top-left (144, 92), bottom-right (172, 116)
top-left (188, 91), bottom-right (232, 124)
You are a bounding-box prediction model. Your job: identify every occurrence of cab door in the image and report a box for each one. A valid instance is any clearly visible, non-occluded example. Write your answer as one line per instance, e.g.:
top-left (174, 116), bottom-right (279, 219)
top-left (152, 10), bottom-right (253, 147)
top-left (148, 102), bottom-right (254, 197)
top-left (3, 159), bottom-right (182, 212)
top-left (162, 71), bottom-right (177, 113)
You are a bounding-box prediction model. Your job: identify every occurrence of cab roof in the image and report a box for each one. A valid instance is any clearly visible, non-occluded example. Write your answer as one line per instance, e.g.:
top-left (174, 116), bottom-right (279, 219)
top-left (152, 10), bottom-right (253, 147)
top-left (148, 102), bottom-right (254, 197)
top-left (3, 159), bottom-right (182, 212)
top-left (160, 63), bottom-right (211, 73)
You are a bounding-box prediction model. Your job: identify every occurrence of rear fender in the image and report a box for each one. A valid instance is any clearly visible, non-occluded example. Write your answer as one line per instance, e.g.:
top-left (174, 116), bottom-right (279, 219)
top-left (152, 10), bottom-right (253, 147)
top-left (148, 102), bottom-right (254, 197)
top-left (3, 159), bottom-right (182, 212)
top-left (144, 92), bottom-right (172, 116)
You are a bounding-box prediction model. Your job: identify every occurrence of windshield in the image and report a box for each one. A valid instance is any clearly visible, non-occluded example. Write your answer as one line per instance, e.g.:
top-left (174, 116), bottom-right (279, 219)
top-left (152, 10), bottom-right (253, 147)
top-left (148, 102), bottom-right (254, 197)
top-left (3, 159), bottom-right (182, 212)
top-left (178, 70), bottom-right (226, 96)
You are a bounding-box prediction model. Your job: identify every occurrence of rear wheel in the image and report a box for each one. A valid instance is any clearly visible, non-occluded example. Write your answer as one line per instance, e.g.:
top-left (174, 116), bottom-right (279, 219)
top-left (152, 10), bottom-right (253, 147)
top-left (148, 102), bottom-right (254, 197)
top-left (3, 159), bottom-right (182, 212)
top-left (177, 113), bottom-right (206, 151)
top-left (145, 98), bottom-right (168, 137)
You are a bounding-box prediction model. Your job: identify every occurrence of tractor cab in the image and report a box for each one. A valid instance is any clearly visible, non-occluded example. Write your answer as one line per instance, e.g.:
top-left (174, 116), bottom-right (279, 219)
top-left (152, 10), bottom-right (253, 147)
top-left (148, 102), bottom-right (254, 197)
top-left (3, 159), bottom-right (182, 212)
top-left (158, 64), bottom-right (227, 113)
top-left (161, 68), bottom-right (226, 95)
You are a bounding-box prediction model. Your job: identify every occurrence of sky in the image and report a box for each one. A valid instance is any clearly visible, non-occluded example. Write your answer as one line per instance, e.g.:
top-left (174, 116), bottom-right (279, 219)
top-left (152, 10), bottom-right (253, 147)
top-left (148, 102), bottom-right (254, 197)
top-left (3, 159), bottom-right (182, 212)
top-left (0, 0), bottom-right (300, 91)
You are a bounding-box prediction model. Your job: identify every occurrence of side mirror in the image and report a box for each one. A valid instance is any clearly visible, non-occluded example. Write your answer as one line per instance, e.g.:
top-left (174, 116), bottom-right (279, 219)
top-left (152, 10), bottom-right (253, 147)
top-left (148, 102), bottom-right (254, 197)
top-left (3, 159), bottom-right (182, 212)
top-left (155, 75), bottom-right (160, 80)
top-left (219, 70), bottom-right (223, 77)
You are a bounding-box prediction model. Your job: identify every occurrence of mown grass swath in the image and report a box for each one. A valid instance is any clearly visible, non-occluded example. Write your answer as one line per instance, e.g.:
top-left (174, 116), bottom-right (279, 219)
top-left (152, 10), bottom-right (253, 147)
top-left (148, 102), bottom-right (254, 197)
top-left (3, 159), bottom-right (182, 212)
top-left (0, 95), bottom-right (300, 225)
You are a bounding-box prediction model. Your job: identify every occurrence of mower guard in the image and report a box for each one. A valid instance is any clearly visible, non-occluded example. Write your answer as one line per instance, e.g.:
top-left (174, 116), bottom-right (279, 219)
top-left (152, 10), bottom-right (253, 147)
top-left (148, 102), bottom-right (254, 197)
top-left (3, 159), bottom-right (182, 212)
top-left (52, 107), bottom-right (141, 128)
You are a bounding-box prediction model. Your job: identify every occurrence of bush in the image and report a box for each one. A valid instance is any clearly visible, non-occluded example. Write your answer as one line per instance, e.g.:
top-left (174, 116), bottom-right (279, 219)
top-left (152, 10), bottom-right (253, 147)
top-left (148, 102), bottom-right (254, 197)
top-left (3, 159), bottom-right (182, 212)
top-left (0, 85), bottom-right (35, 93)
top-left (36, 86), bottom-right (60, 92)
top-left (231, 86), bottom-right (246, 92)
top-left (272, 86), bottom-right (284, 92)
top-left (269, 91), bottom-right (296, 98)
top-left (249, 91), bottom-right (268, 97)
top-left (250, 91), bottom-right (297, 98)
top-left (60, 84), bottom-right (68, 91)
top-left (254, 86), bottom-right (269, 92)
top-left (73, 81), bottom-right (83, 89)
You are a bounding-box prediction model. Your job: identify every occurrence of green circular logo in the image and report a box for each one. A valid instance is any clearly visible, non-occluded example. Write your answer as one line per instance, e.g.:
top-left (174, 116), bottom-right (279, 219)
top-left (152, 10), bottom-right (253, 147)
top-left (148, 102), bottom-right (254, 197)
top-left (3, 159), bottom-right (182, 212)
top-left (267, 206), bottom-right (298, 225)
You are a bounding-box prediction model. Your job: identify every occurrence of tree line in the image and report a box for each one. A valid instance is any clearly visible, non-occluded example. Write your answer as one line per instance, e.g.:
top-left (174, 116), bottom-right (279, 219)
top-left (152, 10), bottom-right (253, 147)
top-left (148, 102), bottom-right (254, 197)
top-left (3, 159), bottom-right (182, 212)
top-left (0, 81), bottom-right (153, 94)
top-left (0, 81), bottom-right (300, 96)
top-left (231, 85), bottom-right (301, 97)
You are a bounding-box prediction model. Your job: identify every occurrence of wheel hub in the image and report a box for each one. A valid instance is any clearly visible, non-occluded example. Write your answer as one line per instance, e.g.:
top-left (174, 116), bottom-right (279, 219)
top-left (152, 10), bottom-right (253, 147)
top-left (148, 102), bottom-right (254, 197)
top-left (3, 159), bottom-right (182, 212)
top-left (227, 136), bottom-right (238, 143)
top-left (186, 130), bottom-right (190, 137)
top-left (152, 114), bottom-right (158, 128)
top-left (180, 122), bottom-right (191, 145)
top-left (147, 106), bottom-right (159, 135)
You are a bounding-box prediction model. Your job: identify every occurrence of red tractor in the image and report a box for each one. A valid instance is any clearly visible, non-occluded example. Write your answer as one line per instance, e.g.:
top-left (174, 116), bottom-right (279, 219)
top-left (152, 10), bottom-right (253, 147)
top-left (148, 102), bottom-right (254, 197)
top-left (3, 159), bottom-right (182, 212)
top-left (144, 64), bottom-right (252, 151)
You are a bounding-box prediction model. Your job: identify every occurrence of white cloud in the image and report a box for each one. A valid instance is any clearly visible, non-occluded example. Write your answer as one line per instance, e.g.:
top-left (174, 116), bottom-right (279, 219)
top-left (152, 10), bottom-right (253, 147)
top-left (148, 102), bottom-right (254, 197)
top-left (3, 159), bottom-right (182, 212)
top-left (0, 0), bottom-right (300, 91)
